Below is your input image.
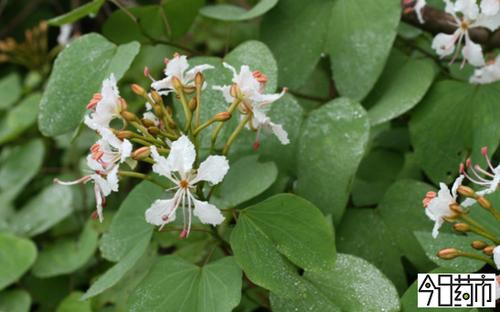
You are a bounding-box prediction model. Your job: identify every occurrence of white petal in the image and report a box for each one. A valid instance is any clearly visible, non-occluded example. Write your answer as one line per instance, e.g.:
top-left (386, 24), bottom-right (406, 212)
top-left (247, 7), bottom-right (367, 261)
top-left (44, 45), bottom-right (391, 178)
top-left (455, 0), bottom-right (479, 20)
top-left (150, 146), bottom-right (172, 178)
top-left (270, 122), bottom-right (290, 145)
top-left (167, 135), bottom-right (196, 175)
top-left (192, 155), bottom-right (229, 185)
top-left (57, 24), bottom-right (73, 45)
top-left (184, 64), bottom-right (214, 82)
top-left (481, 0), bottom-right (500, 16)
top-left (431, 219), bottom-right (444, 238)
top-left (91, 173), bottom-right (113, 197)
top-left (145, 198), bottom-right (178, 226)
top-left (151, 77), bottom-right (174, 95)
top-left (474, 12), bottom-right (500, 31)
top-left (165, 55), bottom-right (189, 78)
top-left (451, 175), bottom-right (464, 198)
top-left (106, 166), bottom-right (120, 192)
top-left (431, 32), bottom-right (458, 57)
top-left (462, 36), bottom-right (485, 66)
top-left (86, 154), bottom-right (104, 171)
top-left (120, 139), bottom-right (133, 163)
top-left (94, 183), bottom-right (104, 222)
top-left (212, 85), bottom-right (234, 103)
top-left (415, 0), bottom-right (427, 24)
top-left (494, 246), bottom-right (500, 269)
top-left (192, 199), bottom-right (224, 225)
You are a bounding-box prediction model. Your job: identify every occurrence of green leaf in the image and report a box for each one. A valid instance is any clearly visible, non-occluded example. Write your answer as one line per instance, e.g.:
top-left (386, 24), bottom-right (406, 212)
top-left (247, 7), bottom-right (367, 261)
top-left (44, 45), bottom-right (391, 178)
top-left (296, 98), bottom-right (370, 223)
top-left (336, 208), bottom-right (407, 293)
top-left (414, 231), bottom-right (485, 272)
top-left (409, 80), bottom-right (500, 183)
top-left (270, 254), bottom-right (400, 312)
top-left (0, 73), bottom-right (21, 110)
top-left (56, 292), bottom-right (91, 312)
top-left (366, 50), bottom-right (435, 125)
top-left (215, 155), bottom-right (277, 208)
top-left (200, 0), bottom-right (278, 21)
top-left (261, 0), bottom-right (401, 100)
top-left (103, 0), bottom-right (204, 44)
top-left (0, 233), bottom-right (37, 290)
top-left (128, 256), bottom-right (242, 312)
top-left (377, 180), bottom-right (436, 271)
top-left (32, 220), bottom-right (99, 278)
top-left (230, 194), bottom-right (336, 295)
top-left (39, 33), bottom-right (140, 136)
top-left (0, 139), bottom-right (45, 202)
top-left (82, 236), bottom-right (150, 300)
top-left (0, 289), bottom-right (31, 312)
top-left (9, 184), bottom-right (73, 237)
top-left (99, 181), bottom-right (164, 262)
top-left (0, 93), bottom-right (41, 144)
top-left (48, 0), bottom-right (105, 26)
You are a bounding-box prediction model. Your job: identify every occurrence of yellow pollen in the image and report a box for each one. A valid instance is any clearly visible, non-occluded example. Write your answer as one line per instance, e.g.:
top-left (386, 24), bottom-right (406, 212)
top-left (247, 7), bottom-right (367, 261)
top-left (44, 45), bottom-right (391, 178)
top-left (179, 180), bottom-right (189, 189)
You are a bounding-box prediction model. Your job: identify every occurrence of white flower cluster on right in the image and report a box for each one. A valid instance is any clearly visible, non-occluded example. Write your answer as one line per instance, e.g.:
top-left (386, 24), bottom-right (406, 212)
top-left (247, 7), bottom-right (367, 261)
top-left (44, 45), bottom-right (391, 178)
top-left (416, 0), bottom-right (500, 84)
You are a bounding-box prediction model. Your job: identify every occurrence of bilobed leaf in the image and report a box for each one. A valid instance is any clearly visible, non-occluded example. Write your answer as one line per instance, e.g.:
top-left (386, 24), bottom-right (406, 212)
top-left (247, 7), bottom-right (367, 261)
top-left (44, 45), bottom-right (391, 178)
top-left (48, 0), bottom-right (105, 26)
top-left (261, 0), bottom-right (401, 100)
top-left (230, 194), bottom-right (336, 295)
top-left (0, 139), bottom-right (45, 202)
top-left (82, 236), bottom-right (150, 300)
top-left (0, 93), bottom-right (41, 144)
top-left (414, 231), bottom-right (485, 272)
top-left (0, 289), bottom-right (31, 312)
top-left (56, 292), bottom-right (91, 312)
top-left (127, 256), bottom-right (242, 312)
top-left (215, 155), bottom-right (277, 208)
top-left (0, 73), bottom-right (21, 110)
top-left (32, 220), bottom-right (99, 278)
top-left (377, 180), bottom-right (436, 271)
top-left (336, 209), bottom-right (407, 293)
top-left (366, 50), bottom-right (435, 125)
top-left (200, 0), bottom-right (278, 21)
top-left (297, 98), bottom-right (370, 223)
top-left (9, 184), bottom-right (73, 237)
top-left (39, 34), bottom-right (140, 136)
top-left (0, 233), bottom-right (37, 290)
top-left (270, 254), bottom-right (400, 312)
top-left (409, 80), bottom-right (500, 184)
top-left (99, 181), bottom-right (164, 262)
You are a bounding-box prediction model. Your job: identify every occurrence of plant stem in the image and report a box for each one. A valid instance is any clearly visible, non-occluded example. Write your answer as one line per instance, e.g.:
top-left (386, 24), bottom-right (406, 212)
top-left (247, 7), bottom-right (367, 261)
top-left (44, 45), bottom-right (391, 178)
top-left (177, 90), bottom-right (192, 133)
top-left (458, 251), bottom-right (495, 267)
top-left (222, 115), bottom-right (249, 155)
top-left (210, 98), bottom-right (241, 150)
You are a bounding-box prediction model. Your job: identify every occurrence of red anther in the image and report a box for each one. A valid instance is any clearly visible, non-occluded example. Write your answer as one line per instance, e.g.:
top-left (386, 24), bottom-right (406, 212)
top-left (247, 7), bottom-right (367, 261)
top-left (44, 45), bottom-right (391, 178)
top-left (497, 275), bottom-right (500, 284)
top-left (459, 163), bottom-right (465, 173)
top-left (86, 93), bottom-right (102, 109)
top-left (163, 57), bottom-right (169, 65)
top-left (179, 229), bottom-right (188, 239)
top-left (403, 7), bottom-right (414, 14)
top-left (422, 191), bottom-right (436, 208)
top-left (144, 66), bottom-right (150, 78)
top-left (90, 143), bottom-right (100, 153)
top-left (482, 146), bottom-right (488, 156)
top-left (426, 191), bottom-right (437, 198)
top-left (466, 158), bottom-right (471, 168)
top-left (173, 52), bottom-right (180, 58)
top-left (161, 215), bottom-right (169, 221)
top-left (283, 87), bottom-right (288, 93)
top-left (253, 141), bottom-right (260, 150)
top-left (91, 210), bottom-right (99, 220)
top-left (92, 150), bottom-right (104, 161)
top-left (252, 70), bottom-right (268, 84)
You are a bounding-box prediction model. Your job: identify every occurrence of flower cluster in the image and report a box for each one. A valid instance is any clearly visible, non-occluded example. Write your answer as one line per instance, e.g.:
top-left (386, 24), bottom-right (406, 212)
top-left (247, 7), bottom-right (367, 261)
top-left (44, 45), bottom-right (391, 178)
top-left (423, 147), bottom-right (500, 295)
top-left (413, 0), bottom-right (500, 84)
top-left (55, 54), bottom-right (289, 238)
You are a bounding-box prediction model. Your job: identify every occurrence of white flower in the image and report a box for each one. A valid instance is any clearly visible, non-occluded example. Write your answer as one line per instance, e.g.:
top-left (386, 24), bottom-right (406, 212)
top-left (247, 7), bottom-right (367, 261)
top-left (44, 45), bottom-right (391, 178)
top-left (54, 129), bottom-right (131, 222)
top-left (470, 55), bottom-right (500, 84)
top-left (415, 0), bottom-right (427, 24)
top-left (461, 147), bottom-right (500, 207)
top-left (145, 135), bottom-right (229, 237)
top-left (431, 0), bottom-right (486, 67)
top-left (496, 275), bottom-right (500, 299)
top-left (84, 74), bottom-right (122, 131)
top-left (423, 175), bottom-right (464, 238)
top-left (57, 24), bottom-right (73, 46)
top-left (213, 63), bottom-right (289, 146)
top-left (494, 245), bottom-right (500, 268)
top-left (143, 102), bottom-right (160, 126)
top-left (481, 0), bottom-right (500, 16)
top-left (151, 53), bottom-right (213, 95)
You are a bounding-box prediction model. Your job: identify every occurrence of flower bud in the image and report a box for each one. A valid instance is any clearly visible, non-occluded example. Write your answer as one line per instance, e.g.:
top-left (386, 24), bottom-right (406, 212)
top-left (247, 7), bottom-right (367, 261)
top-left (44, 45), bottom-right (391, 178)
top-left (121, 110), bottom-right (139, 122)
top-left (471, 240), bottom-right (488, 250)
top-left (230, 84), bottom-right (240, 98)
top-left (153, 104), bottom-right (163, 117)
top-left (172, 76), bottom-right (182, 90)
top-left (132, 146), bottom-right (151, 160)
top-left (449, 203), bottom-right (463, 215)
top-left (188, 98), bottom-right (197, 111)
top-left (483, 245), bottom-right (494, 255)
top-left (437, 248), bottom-right (460, 260)
top-left (116, 130), bottom-right (134, 139)
top-left (183, 86), bottom-right (196, 94)
top-left (131, 84), bottom-right (146, 96)
top-left (457, 185), bottom-right (476, 198)
top-left (195, 72), bottom-right (204, 87)
top-left (477, 196), bottom-right (492, 210)
top-left (148, 126), bottom-right (160, 135)
top-left (213, 112), bottom-right (231, 121)
top-left (142, 118), bottom-right (155, 128)
top-left (119, 98), bottom-right (128, 111)
top-left (453, 223), bottom-right (470, 233)
top-left (150, 90), bottom-right (163, 104)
